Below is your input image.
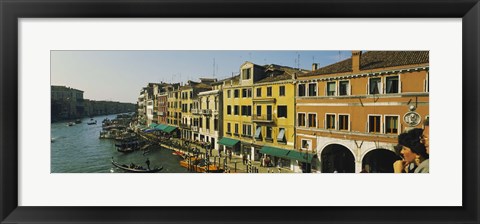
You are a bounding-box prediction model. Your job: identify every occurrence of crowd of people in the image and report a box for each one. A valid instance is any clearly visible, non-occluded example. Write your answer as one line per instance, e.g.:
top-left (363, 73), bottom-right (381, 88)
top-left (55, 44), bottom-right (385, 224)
top-left (393, 119), bottom-right (430, 173)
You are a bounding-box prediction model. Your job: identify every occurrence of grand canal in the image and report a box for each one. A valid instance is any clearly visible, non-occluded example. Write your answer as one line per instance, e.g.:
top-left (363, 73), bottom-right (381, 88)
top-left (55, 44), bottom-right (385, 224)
top-left (51, 114), bottom-right (188, 173)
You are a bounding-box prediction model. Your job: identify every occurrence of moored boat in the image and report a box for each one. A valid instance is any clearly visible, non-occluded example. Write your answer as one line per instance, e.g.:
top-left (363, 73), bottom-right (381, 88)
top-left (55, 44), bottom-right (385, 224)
top-left (111, 159), bottom-right (162, 173)
top-left (180, 157), bottom-right (223, 173)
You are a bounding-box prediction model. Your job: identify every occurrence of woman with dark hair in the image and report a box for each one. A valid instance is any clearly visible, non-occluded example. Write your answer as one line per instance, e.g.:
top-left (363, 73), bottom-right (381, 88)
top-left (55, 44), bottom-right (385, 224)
top-left (393, 128), bottom-right (429, 173)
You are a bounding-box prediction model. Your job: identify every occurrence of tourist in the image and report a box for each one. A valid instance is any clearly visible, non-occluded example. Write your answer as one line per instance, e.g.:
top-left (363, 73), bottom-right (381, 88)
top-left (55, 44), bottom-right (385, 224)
top-left (393, 129), bottom-right (429, 173)
top-left (145, 158), bottom-right (150, 170)
top-left (420, 119), bottom-right (430, 155)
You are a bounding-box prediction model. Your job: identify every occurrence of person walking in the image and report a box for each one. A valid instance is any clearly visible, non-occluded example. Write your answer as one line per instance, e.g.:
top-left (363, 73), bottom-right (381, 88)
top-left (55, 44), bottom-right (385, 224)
top-left (145, 158), bottom-right (151, 170)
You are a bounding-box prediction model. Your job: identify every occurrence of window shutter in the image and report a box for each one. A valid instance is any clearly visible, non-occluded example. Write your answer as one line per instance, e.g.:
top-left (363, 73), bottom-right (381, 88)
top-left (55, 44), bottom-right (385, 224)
top-left (366, 82), bottom-right (369, 95)
top-left (349, 82), bottom-right (352, 96)
top-left (399, 80), bottom-right (402, 93)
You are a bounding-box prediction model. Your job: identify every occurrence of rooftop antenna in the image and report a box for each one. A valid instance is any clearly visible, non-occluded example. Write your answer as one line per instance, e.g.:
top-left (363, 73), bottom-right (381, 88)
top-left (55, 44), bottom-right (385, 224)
top-left (297, 53), bottom-right (301, 69)
top-left (213, 58), bottom-right (216, 78)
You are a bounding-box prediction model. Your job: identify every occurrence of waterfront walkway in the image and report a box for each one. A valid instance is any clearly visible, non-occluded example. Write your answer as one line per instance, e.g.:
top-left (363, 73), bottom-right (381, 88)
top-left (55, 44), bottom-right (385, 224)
top-left (140, 133), bottom-right (294, 173)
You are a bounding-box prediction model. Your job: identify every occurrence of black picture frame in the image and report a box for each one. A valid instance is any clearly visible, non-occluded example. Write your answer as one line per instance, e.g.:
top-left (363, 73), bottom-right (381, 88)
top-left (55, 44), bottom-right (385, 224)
top-left (1, 0), bottom-right (479, 223)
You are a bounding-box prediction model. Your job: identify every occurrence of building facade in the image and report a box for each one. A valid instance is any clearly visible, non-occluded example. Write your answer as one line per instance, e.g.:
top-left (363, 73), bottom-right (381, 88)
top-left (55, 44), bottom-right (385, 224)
top-left (220, 62), bottom-right (308, 172)
top-left (296, 51), bottom-right (429, 173)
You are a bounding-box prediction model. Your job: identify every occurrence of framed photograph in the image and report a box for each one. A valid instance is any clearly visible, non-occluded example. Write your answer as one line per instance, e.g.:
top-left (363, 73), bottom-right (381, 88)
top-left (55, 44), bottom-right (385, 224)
top-left (1, 0), bottom-right (479, 223)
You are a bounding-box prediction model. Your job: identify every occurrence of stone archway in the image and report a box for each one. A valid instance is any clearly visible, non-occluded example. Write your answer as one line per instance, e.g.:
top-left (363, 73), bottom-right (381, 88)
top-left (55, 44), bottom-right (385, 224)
top-left (362, 149), bottom-right (401, 173)
top-left (321, 144), bottom-right (355, 173)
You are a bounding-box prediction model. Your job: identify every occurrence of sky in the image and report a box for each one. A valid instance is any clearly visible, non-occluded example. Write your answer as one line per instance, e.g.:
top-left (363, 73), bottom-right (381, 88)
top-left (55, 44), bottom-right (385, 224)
top-left (51, 50), bottom-right (351, 104)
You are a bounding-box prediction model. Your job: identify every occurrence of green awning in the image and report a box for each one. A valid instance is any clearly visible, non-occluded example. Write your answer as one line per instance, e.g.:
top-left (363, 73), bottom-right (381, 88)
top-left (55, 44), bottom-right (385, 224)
top-left (286, 150), bottom-right (314, 163)
top-left (163, 125), bottom-right (178, 133)
top-left (260, 146), bottom-right (290, 158)
top-left (218, 137), bottom-right (240, 147)
top-left (155, 124), bottom-right (167, 131)
top-left (149, 123), bottom-right (158, 128)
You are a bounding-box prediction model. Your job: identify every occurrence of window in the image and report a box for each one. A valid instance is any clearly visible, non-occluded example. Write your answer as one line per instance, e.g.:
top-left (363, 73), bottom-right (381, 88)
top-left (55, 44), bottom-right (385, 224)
top-left (234, 89), bottom-right (239, 98)
top-left (267, 87), bottom-right (272, 96)
top-left (298, 113), bottom-right (306, 127)
top-left (255, 126), bottom-right (262, 139)
top-left (227, 105), bottom-right (231, 115)
top-left (235, 123), bottom-right (239, 134)
top-left (277, 106), bottom-right (287, 118)
top-left (308, 83), bottom-right (317, 96)
top-left (256, 105), bottom-right (262, 116)
top-left (386, 76), bottom-right (399, 94)
top-left (199, 117), bottom-right (203, 128)
top-left (301, 139), bottom-right (311, 150)
top-left (326, 114), bottom-right (335, 129)
top-left (277, 128), bottom-right (286, 143)
top-left (385, 116), bottom-right (399, 134)
top-left (214, 119), bottom-right (218, 131)
top-left (266, 126), bottom-right (273, 139)
top-left (206, 118), bottom-right (210, 130)
top-left (242, 124), bottom-right (252, 137)
top-left (227, 123), bottom-right (231, 133)
top-left (369, 115), bottom-right (381, 133)
top-left (339, 115), bottom-right (349, 130)
top-left (242, 89), bottom-right (247, 98)
top-left (279, 86), bottom-right (285, 96)
top-left (298, 84), bottom-right (306, 96)
top-left (327, 82), bottom-right (336, 96)
top-left (242, 68), bottom-right (251, 80)
top-left (308, 114), bottom-right (317, 128)
top-left (234, 106), bottom-right (239, 115)
top-left (339, 81), bottom-right (349, 96)
top-left (241, 106), bottom-right (252, 116)
top-left (369, 78), bottom-right (381, 94)
top-left (227, 90), bottom-right (231, 98)
top-left (256, 88), bottom-right (262, 97)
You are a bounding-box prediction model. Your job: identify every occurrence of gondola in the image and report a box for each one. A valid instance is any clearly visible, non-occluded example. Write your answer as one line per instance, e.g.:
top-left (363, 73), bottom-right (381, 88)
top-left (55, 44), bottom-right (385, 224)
top-left (117, 147), bottom-right (134, 153)
top-left (111, 159), bottom-right (163, 173)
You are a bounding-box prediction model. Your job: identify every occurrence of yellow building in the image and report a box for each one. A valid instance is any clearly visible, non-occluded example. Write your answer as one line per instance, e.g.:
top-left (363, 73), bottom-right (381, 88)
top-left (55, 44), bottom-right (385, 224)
top-left (166, 84), bottom-right (181, 136)
top-left (219, 62), bottom-right (308, 171)
top-left (179, 79), bottom-right (214, 141)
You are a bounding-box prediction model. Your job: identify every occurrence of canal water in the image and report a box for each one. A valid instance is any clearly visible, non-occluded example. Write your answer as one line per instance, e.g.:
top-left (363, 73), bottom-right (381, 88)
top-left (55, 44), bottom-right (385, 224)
top-left (51, 114), bottom-right (188, 173)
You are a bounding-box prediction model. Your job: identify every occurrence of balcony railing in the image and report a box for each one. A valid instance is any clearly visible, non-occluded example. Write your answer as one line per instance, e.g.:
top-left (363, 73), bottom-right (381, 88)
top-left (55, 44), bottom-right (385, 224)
top-left (192, 126), bottom-right (199, 132)
top-left (180, 123), bottom-right (191, 129)
top-left (191, 109), bottom-right (201, 115)
top-left (252, 114), bottom-right (276, 123)
top-left (202, 109), bottom-right (212, 115)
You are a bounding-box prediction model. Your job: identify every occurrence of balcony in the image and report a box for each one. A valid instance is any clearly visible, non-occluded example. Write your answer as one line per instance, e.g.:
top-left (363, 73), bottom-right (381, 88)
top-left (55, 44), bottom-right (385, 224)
top-left (180, 123), bottom-right (191, 129)
top-left (253, 98), bottom-right (276, 103)
top-left (252, 114), bottom-right (276, 123)
top-left (202, 109), bottom-right (212, 115)
top-left (192, 126), bottom-right (199, 132)
top-left (191, 109), bottom-right (201, 115)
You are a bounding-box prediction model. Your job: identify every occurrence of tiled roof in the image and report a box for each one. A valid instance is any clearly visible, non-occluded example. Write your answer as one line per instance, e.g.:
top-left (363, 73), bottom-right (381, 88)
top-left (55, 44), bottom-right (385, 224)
top-left (257, 64), bottom-right (308, 83)
top-left (299, 51), bottom-right (429, 77)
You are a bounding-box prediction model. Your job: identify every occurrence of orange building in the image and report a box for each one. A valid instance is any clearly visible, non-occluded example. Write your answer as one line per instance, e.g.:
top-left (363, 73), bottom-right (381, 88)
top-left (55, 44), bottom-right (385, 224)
top-left (296, 51), bottom-right (429, 173)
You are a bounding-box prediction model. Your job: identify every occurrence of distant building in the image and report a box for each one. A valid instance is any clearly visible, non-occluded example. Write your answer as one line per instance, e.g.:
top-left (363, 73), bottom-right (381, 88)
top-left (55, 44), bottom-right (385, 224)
top-left (52, 85), bottom-right (135, 122)
top-left (51, 85), bottom-right (84, 120)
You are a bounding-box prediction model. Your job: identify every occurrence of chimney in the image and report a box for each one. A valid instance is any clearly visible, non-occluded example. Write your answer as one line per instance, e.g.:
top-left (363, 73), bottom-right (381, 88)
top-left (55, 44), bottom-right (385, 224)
top-left (312, 63), bottom-right (318, 71)
top-left (352, 51), bottom-right (362, 73)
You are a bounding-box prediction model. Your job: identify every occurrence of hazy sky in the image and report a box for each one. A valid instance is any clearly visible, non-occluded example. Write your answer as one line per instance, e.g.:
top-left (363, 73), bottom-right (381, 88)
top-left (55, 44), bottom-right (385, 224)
top-left (51, 50), bottom-right (351, 104)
